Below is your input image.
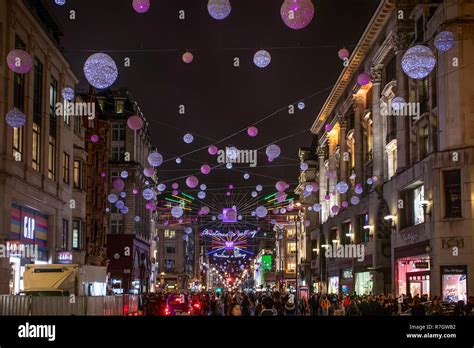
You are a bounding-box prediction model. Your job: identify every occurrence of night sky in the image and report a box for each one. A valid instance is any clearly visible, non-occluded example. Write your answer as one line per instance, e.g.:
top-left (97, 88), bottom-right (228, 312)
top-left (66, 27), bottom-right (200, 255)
top-left (50, 0), bottom-right (379, 194)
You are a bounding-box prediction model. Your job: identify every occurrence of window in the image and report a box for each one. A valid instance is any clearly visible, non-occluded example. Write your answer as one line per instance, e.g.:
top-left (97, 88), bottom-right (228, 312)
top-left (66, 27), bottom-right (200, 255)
top-left (97, 99), bottom-right (105, 111)
top-left (48, 78), bottom-right (58, 180)
top-left (287, 242), bottom-right (296, 254)
top-left (165, 259), bottom-right (175, 272)
top-left (400, 185), bottom-right (425, 229)
top-left (385, 55), bottom-right (396, 84)
top-left (444, 170), bottom-right (462, 218)
top-left (13, 36), bottom-right (25, 162)
top-left (165, 242), bottom-right (176, 254)
top-left (32, 58), bottom-right (43, 172)
top-left (115, 100), bottom-right (124, 114)
top-left (287, 261), bottom-right (296, 272)
top-left (32, 123), bottom-right (41, 171)
top-left (112, 124), bottom-right (126, 141)
top-left (111, 146), bottom-right (125, 161)
top-left (420, 125), bottom-right (429, 158)
top-left (74, 115), bottom-right (82, 133)
top-left (341, 222), bottom-right (352, 245)
top-left (417, 79), bottom-right (429, 115)
top-left (356, 213), bottom-right (369, 244)
top-left (110, 171), bottom-right (120, 180)
top-left (164, 230), bottom-right (176, 239)
top-left (287, 228), bottom-right (296, 239)
top-left (73, 160), bottom-right (82, 189)
top-left (61, 219), bottom-right (69, 250)
top-left (63, 153), bottom-right (70, 185)
top-left (110, 219), bottom-right (124, 234)
top-left (72, 220), bottom-right (83, 250)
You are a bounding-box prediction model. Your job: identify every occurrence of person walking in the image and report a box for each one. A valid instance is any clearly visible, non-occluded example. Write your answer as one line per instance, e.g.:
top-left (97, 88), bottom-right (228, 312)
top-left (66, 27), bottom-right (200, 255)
top-left (310, 293), bottom-right (318, 316)
top-left (228, 302), bottom-right (242, 316)
top-left (320, 294), bottom-right (331, 316)
top-left (260, 296), bottom-right (277, 316)
top-left (426, 297), bottom-right (443, 316)
top-left (284, 295), bottom-right (296, 316)
top-left (411, 298), bottom-right (426, 316)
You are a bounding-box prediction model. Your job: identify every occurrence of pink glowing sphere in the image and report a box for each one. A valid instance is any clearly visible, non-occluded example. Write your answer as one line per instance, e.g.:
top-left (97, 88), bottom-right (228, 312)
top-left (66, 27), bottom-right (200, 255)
top-left (201, 206), bottom-right (210, 215)
top-left (341, 201), bottom-right (348, 208)
top-left (280, 0), bottom-right (315, 30)
top-left (325, 194), bottom-right (331, 201)
top-left (357, 72), bottom-right (371, 86)
top-left (276, 191), bottom-right (287, 203)
top-left (101, 172), bottom-right (107, 178)
top-left (304, 220), bottom-right (311, 227)
top-left (324, 123), bottom-right (332, 132)
top-left (145, 202), bottom-right (156, 211)
top-left (331, 205), bottom-right (340, 214)
top-left (91, 134), bottom-right (100, 143)
top-left (268, 157), bottom-right (274, 162)
top-left (172, 190), bottom-right (178, 196)
top-left (186, 176), bottom-right (199, 188)
top-left (143, 167), bottom-right (154, 177)
top-left (201, 165), bottom-right (211, 175)
top-left (228, 184), bottom-right (234, 190)
top-left (312, 183), bottom-right (319, 192)
top-left (127, 115), bottom-right (143, 131)
top-left (7, 49), bottom-right (33, 74)
top-left (338, 48), bottom-right (350, 60)
top-left (182, 52), bottom-right (194, 64)
top-left (272, 208), bottom-right (279, 215)
top-left (133, 188), bottom-right (139, 195)
top-left (132, 0), bottom-right (150, 13)
top-left (208, 145), bottom-right (218, 155)
top-left (247, 126), bottom-right (259, 137)
top-left (275, 181), bottom-right (289, 192)
top-left (112, 179), bottom-right (125, 191)
top-left (226, 191), bottom-right (231, 196)
top-left (172, 183), bottom-right (179, 190)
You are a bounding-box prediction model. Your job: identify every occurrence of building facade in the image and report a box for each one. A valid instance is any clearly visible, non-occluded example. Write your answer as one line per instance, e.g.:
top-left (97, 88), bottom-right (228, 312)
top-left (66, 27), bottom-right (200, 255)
top-left (299, 0), bottom-right (474, 301)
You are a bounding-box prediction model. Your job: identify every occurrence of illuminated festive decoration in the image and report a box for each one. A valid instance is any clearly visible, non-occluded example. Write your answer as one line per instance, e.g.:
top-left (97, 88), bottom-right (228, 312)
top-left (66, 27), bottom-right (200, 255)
top-left (325, 194), bottom-right (330, 201)
top-left (146, 202), bottom-right (156, 211)
top-left (207, 0), bottom-right (231, 20)
top-left (207, 234), bottom-right (253, 258)
top-left (121, 206), bottom-right (129, 214)
top-left (226, 163), bottom-right (233, 169)
top-left (208, 145), bottom-right (218, 155)
top-left (367, 178), bottom-right (373, 185)
top-left (172, 183), bottom-right (179, 190)
top-left (112, 179), bottom-right (125, 191)
top-left (313, 203), bottom-right (321, 212)
top-left (280, 0), bottom-right (315, 30)
top-left (182, 52), bottom-right (194, 64)
top-left (171, 205), bottom-right (184, 218)
top-left (256, 206), bottom-right (268, 218)
top-left (7, 49), bottom-right (33, 74)
top-left (391, 97), bottom-right (406, 111)
top-left (434, 31), bottom-right (455, 52)
top-left (198, 191), bottom-right (206, 199)
top-left (300, 162), bottom-right (308, 171)
top-left (357, 72), bottom-right (371, 85)
top-left (200, 184), bottom-right (207, 190)
top-left (401, 45), bottom-right (436, 80)
top-left (176, 158), bottom-right (182, 164)
top-left (201, 206), bottom-right (210, 215)
top-left (183, 133), bottom-right (194, 144)
top-left (186, 176), bottom-right (199, 188)
top-left (331, 205), bottom-right (340, 214)
top-left (244, 173), bottom-right (250, 180)
top-left (142, 189), bottom-right (155, 201)
top-left (185, 227), bottom-right (193, 234)
top-left (108, 194), bottom-right (118, 204)
top-left (341, 201), bottom-right (348, 208)
top-left (325, 124), bottom-right (332, 132)
top-left (304, 220), bottom-right (311, 227)
top-left (350, 196), bottom-right (360, 205)
top-left (83, 53), bottom-right (118, 89)
top-left (127, 115), bottom-right (143, 131)
top-left (276, 181), bottom-right (289, 192)
top-left (336, 181), bottom-right (349, 194)
top-left (326, 170), bottom-right (337, 179)
top-left (55, 0), bottom-right (66, 5)
top-left (251, 191), bottom-right (258, 198)
top-left (5, 108), bottom-right (26, 128)
top-left (338, 48), bottom-right (350, 60)
top-left (298, 102), bottom-right (305, 110)
top-left (115, 200), bottom-right (125, 210)
top-left (134, 216), bottom-right (141, 222)
top-left (148, 152), bottom-right (163, 167)
top-left (305, 184), bottom-right (313, 192)
top-left (157, 184), bottom-right (166, 192)
top-left (91, 135), bottom-right (100, 143)
top-left (200, 164), bottom-right (211, 175)
top-left (223, 208), bottom-right (238, 222)
top-left (247, 126), bottom-right (258, 137)
top-left (132, 188), bottom-right (139, 195)
top-left (254, 50), bottom-right (271, 68)
top-left (355, 183), bottom-right (363, 195)
top-left (266, 144), bottom-right (281, 159)
top-left (132, 0), bottom-right (150, 13)
top-left (120, 171), bottom-right (129, 179)
top-left (276, 192), bottom-right (287, 202)
top-left (61, 87), bottom-right (75, 101)
top-left (256, 185), bottom-right (263, 192)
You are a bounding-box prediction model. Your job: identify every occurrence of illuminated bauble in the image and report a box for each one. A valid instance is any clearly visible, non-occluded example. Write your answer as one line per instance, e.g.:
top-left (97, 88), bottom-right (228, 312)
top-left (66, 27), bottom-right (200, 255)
top-left (225, 163), bottom-right (233, 170)
top-left (108, 193), bottom-right (118, 204)
top-left (207, 0), bottom-right (231, 20)
top-left (5, 108), bottom-right (26, 128)
top-left (201, 164), bottom-right (211, 175)
top-left (120, 206), bottom-right (129, 214)
top-left (201, 206), bottom-right (210, 215)
top-left (101, 172), bottom-right (107, 178)
top-left (182, 52), bottom-right (194, 64)
top-left (251, 191), bottom-right (258, 198)
top-left (226, 191), bottom-right (231, 196)
top-left (62, 87), bottom-right (75, 101)
top-left (208, 145), bottom-right (218, 155)
top-left (313, 203), bottom-right (321, 212)
top-left (115, 200), bottom-right (125, 210)
top-left (326, 170), bottom-right (337, 179)
top-left (355, 183), bottom-right (363, 195)
top-left (55, 0), bottom-right (66, 5)
top-left (338, 48), bottom-right (350, 60)
top-left (225, 209), bottom-right (237, 221)
top-left (218, 214), bottom-right (223, 220)
top-left (357, 72), bottom-right (371, 85)
top-left (132, 188), bottom-right (139, 195)
top-left (434, 31), bottom-right (455, 52)
top-left (83, 53), bottom-right (118, 89)
top-left (142, 188), bottom-right (155, 201)
top-left (157, 184), bottom-right (166, 192)
top-left (325, 194), bottom-right (330, 201)
top-left (120, 191), bottom-right (127, 198)
top-left (186, 176), bottom-right (199, 188)
top-left (305, 184), bottom-right (314, 193)
top-left (401, 45), bottom-right (436, 80)
top-left (200, 184), bottom-right (207, 190)
top-left (127, 115), bottom-right (143, 131)
top-left (298, 102), bottom-right (305, 110)
top-left (185, 227), bottom-right (193, 234)
top-left (324, 123), bottom-right (332, 132)
top-left (268, 157), bottom-right (274, 163)
top-left (198, 191), bottom-right (206, 199)
top-left (112, 179), bottom-right (125, 191)
top-left (276, 181), bottom-right (289, 192)
top-left (6, 49), bottom-right (33, 74)
top-left (276, 192), bottom-right (287, 203)
top-left (304, 220), bottom-right (311, 227)
top-left (372, 176), bottom-right (378, 183)
top-left (367, 178), bottom-right (373, 185)
top-left (176, 158), bottom-right (182, 164)
top-left (280, 208), bottom-right (287, 214)
top-left (229, 185), bottom-right (234, 190)
top-left (146, 202), bottom-right (156, 211)
top-left (120, 171), bottom-right (129, 179)
top-left (256, 185), bottom-right (263, 192)
top-left (266, 144), bottom-right (281, 159)
top-left (256, 206), bottom-right (268, 218)
top-left (280, 0), bottom-right (315, 30)
top-left (134, 216), bottom-right (141, 222)
top-left (91, 135), bottom-right (100, 143)
top-left (254, 50), bottom-right (271, 68)
top-left (171, 205), bottom-right (184, 218)
top-left (331, 205), bottom-right (340, 214)
top-left (132, 0), bottom-right (150, 13)
top-left (172, 183), bottom-right (179, 190)
top-left (336, 181), bottom-right (349, 194)
top-left (341, 201), bottom-right (348, 208)
top-left (226, 147), bottom-right (239, 160)
top-left (300, 162), bottom-right (308, 171)
top-left (183, 133), bottom-right (194, 144)
top-left (391, 97), bottom-right (406, 111)
top-left (350, 196), bottom-right (360, 205)
top-left (148, 152), bottom-right (163, 167)
top-left (244, 173), bottom-right (250, 180)
top-left (172, 189), bottom-right (179, 196)
top-left (247, 126), bottom-right (259, 137)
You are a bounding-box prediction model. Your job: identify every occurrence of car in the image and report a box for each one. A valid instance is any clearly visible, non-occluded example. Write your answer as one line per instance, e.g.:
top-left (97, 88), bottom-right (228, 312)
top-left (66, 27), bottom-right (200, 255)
top-left (165, 294), bottom-right (193, 316)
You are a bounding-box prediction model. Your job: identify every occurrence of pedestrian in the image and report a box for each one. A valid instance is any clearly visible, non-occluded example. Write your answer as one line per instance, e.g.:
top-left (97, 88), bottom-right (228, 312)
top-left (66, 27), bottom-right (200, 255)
top-left (465, 296), bottom-right (474, 315)
top-left (426, 297), bottom-right (443, 316)
top-left (228, 302), bottom-right (242, 316)
top-left (260, 296), bottom-right (277, 316)
top-left (453, 300), bottom-right (466, 316)
top-left (320, 294), bottom-right (330, 316)
top-left (310, 293), bottom-right (318, 316)
top-left (284, 295), bottom-right (296, 316)
top-left (345, 296), bottom-right (360, 316)
top-left (411, 298), bottom-right (425, 316)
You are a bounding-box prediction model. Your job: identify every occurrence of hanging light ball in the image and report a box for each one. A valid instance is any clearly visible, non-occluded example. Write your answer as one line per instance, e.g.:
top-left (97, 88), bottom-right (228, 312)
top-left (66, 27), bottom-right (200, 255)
top-left (182, 52), bottom-right (194, 64)
top-left (183, 133), bottom-right (194, 144)
top-left (256, 206), bottom-right (268, 218)
top-left (198, 191), bottom-right (206, 199)
top-left (207, 0), bottom-right (232, 20)
top-left (108, 193), bottom-right (118, 204)
top-left (225, 163), bottom-right (233, 169)
top-left (55, 0), bottom-right (66, 5)
top-left (61, 87), bottom-right (75, 101)
top-left (325, 123), bottom-right (333, 132)
top-left (391, 97), bottom-right (406, 111)
top-left (200, 184), bottom-right (207, 191)
top-left (256, 185), bottom-right (263, 192)
top-left (434, 31), bottom-right (455, 52)
top-left (276, 181), bottom-right (289, 192)
top-left (300, 162), bottom-right (308, 171)
top-left (174, 158), bottom-right (182, 165)
top-left (185, 227), bottom-right (193, 234)
top-left (115, 200), bottom-right (125, 210)
top-left (142, 188), bottom-right (155, 201)
top-left (148, 152), bottom-right (163, 167)
top-left (253, 50), bottom-right (271, 68)
top-left (101, 172), bottom-right (107, 178)
top-left (208, 145), bottom-right (218, 155)
top-left (313, 203), bottom-right (321, 212)
top-left (401, 45), bottom-right (437, 80)
top-left (171, 205), bottom-right (184, 218)
top-left (201, 164), bottom-right (211, 175)
top-left (350, 196), bottom-right (360, 205)
top-left (132, 188), bottom-right (139, 195)
top-left (201, 206), bottom-right (210, 215)
top-left (186, 176), bottom-right (199, 188)
top-left (304, 220), bottom-right (311, 228)
top-left (357, 72), bottom-right (372, 85)
top-left (280, 0), bottom-right (315, 30)
top-left (91, 135), bottom-right (100, 143)
top-left (251, 191), bottom-right (258, 198)
top-left (146, 202), bottom-right (156, 211)
top-left (280, 208), bottom-right (287, 214)
top-left (172, 183), bottom-right (179, 190)
top-left (157, 184), bottom-right (166, 192)
top-left (132, 0), bottom-right (150, 13)
top-left (112, 179), bottom-right (125, 191)
top-left (297, 102), bottom-right (305, 110)
top-left (6, 49), bottom-right (33, 74)
top-left (120, 171), bottom-right (129, 179)
top-left (134, 216), bottom-right (141, 222)
top-left (325, 194), bottom-right (331, 201)
top-left (83, 53), bottom-right (118, 89)
top-left (367, 178), bottom-right (373, 185)
top-left (127, 115), bottom-right (143, 131)
top-left (355, 183), bottom-right (363, 195)
top-left (341, 201), bottom-right (348, 208)
top-left (5, 108), bottom-right (26, 128)
top-left (331, 205), bottom-right (340, 214)
top-left (338, 48), bottom-right (350, 60)
top-left (266, 144), bottom-right (281, 159)
top-left (276, 192), bottom-right (287, 203)
top-left (247, 126), bottom-right (259, 137)
top-left (244, 173), bottom-right (250, 180)
top-left (336, 181), bottom-right (349, 194)
top-left (121, 206), bottom-right (129, 214)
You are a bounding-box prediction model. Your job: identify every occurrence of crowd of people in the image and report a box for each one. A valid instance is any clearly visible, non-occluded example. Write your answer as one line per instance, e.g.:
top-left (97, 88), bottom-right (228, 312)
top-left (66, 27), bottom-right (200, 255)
top-left (141, 290), bottom-right (474, 316)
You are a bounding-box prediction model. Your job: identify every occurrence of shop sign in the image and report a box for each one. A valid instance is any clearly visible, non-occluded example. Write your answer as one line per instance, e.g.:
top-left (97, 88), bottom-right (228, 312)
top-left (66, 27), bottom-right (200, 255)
top-left (443, 267), bottom-right (466, 274)
top-left (57, 251), bottom-right (73, 264)
top-left (342, 269), bottom-right (353, 279)
top-left (414, 261), bottom-right (429, 269)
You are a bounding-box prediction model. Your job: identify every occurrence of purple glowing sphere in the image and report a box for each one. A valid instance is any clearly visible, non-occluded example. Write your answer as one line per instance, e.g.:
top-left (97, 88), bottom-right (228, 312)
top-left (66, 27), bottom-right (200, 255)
top-left (201, 164), bottom-right (211, 175)
top-left (208, 145), bottom-right (218, 155)
top-left (7, 49), bottom-right (33, 74)
top-left (280, 0), bottom-right (315, 30)
top-left (357, 72), bottom-right (372, 86)
top-left (186, 176), bottom-right (199, 188)
top-left (5, 108), bottom-right (26, 128)
top-left (172, 183), bottom-right (179, 190)
top-left (247, 126), bottom-right (259, 137)
top-left (127, 115), bottom-right (143, 131)
top-left (132, 0), bottom-right (150, 13)
top-left (91, 134), bottom-right (100, 143)
top-left (112, 179), bottom-right (125, 191)
top-left (338, 48), bottom-right (350, 60)
top-left (143, 167), bottom-right (155, 177)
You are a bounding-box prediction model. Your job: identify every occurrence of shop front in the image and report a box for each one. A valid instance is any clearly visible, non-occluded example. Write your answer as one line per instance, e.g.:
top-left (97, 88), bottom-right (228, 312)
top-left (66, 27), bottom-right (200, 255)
top-left (328, 275), bottom-right (339, 295)
top-left (9, 203), bottom-right (49, 294)
top-left (441, 266), bottom-right (467, 303)
top-left (395, 241), bottom-right (431, 298)
top-left (340, 268), bottom-right (353, 295)
top-left (355, 271), bottom-right (373, 295)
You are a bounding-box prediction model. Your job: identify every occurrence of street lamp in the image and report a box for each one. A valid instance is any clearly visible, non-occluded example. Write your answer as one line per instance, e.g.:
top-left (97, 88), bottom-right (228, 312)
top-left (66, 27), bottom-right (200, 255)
top-left (420, 200), bottom-right (431, 218)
